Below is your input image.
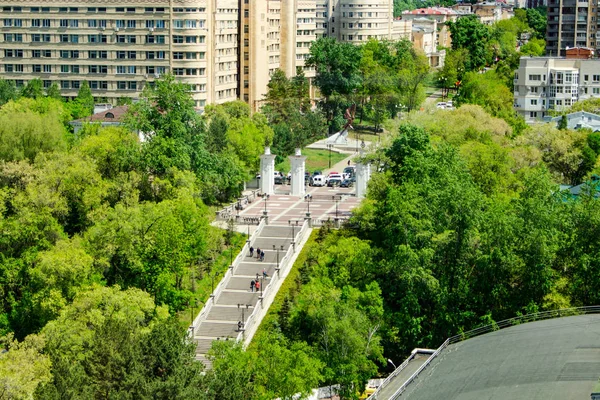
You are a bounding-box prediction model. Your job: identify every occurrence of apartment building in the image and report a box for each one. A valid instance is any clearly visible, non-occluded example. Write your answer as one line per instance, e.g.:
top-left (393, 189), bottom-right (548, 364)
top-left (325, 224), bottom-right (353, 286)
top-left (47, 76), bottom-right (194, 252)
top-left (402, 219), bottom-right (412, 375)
top-left (513, 56), bottom-right (600, 122)
top-left (0, 0), bottom-right (242, 107)
top-left (0, 0), bottom-right (399, 109)
top-left (402, 7), bottom-right (458, 48)
top-left (546, 0), bottom-right (598, 56)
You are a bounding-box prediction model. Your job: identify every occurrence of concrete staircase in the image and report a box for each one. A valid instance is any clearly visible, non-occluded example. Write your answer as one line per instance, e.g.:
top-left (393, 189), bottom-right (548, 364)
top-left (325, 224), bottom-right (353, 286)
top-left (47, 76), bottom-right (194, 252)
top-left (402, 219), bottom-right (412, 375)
top-left (192, 221), bottom-right (308, 367)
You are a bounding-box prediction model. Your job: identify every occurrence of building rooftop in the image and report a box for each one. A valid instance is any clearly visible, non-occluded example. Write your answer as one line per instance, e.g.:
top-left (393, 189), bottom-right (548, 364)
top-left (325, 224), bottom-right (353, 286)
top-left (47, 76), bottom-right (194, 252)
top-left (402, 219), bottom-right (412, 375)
top-left (403, 7), bottom-right (457, 15)
top-left (72, 105), bottom-right (129, 124)
top-left (401, 314), bottom-right (600, 399)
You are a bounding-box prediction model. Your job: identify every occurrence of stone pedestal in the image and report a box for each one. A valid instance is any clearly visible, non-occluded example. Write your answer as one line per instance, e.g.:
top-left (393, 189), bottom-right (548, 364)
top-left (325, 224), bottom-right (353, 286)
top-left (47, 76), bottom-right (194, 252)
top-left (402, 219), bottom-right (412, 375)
top-left (260, 147), bottom-right (276, 196)
top-left (288, 148), bottom-right (307, 197)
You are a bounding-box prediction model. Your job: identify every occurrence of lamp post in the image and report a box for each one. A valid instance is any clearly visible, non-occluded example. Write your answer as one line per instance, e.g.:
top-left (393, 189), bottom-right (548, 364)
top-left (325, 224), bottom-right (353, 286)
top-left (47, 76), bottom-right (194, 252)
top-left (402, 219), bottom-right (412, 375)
top-left (327, 144), bottom-right (333, 168)
top-left (229, 247), bottom-right (234, 270)
top-left (305, 194), bottom-right (312, 215)
top-left (332, 196), bottom-right (340, 219)
top-left (237, 303), bottom-right (250, 332)
top-left (262, 193), bottom-right (270, 223)
top-left (273, 244), bottom-right (284, 276)
top-left (288, 220), bottom-right (299, 252)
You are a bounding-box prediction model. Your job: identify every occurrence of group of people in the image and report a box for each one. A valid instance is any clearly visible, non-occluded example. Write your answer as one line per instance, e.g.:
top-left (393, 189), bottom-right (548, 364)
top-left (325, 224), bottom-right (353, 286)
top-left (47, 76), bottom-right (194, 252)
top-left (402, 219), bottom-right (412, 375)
top-left (250, 269), bottom-right (268, 292)
top-left (249, 246), bottom-right (265, 261)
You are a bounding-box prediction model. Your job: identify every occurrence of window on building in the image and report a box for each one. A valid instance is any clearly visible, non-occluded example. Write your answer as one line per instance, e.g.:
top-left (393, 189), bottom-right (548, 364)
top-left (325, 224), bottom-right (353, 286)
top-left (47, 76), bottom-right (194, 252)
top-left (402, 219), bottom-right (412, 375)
top-left (593, 75), bottom-right (600, 82)
top-left (43, 65), bottom-right (51, 73)
top-left (531, 99), bottom-right (538, 105)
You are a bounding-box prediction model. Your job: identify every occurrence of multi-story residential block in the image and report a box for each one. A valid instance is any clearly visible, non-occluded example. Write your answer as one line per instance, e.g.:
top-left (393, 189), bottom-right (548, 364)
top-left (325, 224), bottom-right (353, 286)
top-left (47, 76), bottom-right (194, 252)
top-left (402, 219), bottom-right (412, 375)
top-left (513, 55), bottom-right (600, 122)
top-left (546, 0), bottom-right (598, 56)
top-left (0, 0), bottom-right (405, 110)
top-left (0, 1), bottom-right (242, 107)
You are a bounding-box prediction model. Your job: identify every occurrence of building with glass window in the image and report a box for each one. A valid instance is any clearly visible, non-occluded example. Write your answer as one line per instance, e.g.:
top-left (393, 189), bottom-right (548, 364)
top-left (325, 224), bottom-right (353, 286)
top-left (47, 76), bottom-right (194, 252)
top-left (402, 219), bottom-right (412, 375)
top-left (0, 1), bottom-right (239, 108)
top-left (513, 56), bottom-right (600, 122)
top-left (0, 0), bottom-right (397, 110)
top-left (546, 0), bottom-right (598, 56)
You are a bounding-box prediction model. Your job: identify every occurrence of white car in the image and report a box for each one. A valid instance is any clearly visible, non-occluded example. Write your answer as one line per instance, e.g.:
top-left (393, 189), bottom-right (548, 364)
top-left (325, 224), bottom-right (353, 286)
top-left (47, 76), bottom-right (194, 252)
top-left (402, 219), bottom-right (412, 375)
top-left (311, 175), bottom-right (326, 187)
top-left (436, 102), bottom-right (447, 109)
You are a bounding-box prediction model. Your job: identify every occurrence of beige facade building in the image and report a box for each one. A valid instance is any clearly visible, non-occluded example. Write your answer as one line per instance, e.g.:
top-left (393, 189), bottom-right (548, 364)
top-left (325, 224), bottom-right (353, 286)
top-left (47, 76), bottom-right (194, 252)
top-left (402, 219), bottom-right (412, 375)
top-left (0, 0), bottom-right (242, 107)
top-left (0, 0), bottom-right (400, 110)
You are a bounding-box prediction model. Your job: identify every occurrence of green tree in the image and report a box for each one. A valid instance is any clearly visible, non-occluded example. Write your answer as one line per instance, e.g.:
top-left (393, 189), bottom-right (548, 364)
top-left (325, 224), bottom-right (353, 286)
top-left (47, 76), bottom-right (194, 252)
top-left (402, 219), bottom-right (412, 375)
top-left (75, 81), bottom-right (95, 117)
top-left (0, 333), bottom-right (52, 398)
top-left (0, 98), bottom-right (68, 162)
top-left (448, 15), bottom-right (490, 71)
top-left (526, 8), bottom-right (547, 39)
top-left (45, 82), bottom-right (63, 100)
top-left (0, 79), bottom-right (18, 106)
top-left (21, 78), bottom-right (44, 99)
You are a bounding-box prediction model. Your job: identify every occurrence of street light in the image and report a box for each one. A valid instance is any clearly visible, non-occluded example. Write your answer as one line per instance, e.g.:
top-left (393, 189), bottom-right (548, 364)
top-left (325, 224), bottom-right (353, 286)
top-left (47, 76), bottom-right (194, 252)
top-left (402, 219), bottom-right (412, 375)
top-left (332, 195), bottom-right (340, 219)
top-left (263, 193), bottom-right (270, 215)
top-left (237, 303), bottom-right (251, 332)
top-left (288, 220), bottom-right (299, 252)
top-left (327, 144), bottom-right (333, 168)
top-left (273, 244), bottom-right (284, 276)
top-left (388, 358), bottom-right (397, 370)
top-left (305, 193), bottom-right (312, 215)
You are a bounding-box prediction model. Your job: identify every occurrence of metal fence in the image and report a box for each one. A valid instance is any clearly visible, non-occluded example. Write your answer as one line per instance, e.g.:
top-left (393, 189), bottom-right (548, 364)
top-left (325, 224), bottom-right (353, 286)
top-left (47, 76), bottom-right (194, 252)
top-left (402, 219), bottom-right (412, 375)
top-left (215, 190), bottom-right (260, 221)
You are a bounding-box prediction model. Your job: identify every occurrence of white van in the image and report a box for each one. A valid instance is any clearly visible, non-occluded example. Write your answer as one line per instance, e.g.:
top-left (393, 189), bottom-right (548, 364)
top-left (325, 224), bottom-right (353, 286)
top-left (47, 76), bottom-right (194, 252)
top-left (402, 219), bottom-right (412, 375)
top-left (311, 175), bottom-right (326, 187)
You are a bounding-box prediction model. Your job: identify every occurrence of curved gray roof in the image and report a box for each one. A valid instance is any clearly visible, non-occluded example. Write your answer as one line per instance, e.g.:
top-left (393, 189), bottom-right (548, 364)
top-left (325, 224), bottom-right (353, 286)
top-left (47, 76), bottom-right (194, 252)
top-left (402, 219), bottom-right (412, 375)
top-left (402, 314), bottom-right (600, 399)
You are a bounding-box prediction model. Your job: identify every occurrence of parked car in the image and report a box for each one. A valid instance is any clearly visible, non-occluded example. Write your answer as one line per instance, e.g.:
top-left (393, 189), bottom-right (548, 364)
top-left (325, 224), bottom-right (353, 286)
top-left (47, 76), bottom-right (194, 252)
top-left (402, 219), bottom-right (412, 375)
top-left (343, 166), bottom-right (356, 179)
top-left (305, 172), bottom-right (311, 184)
top-left (311, 175), bottom-right (326, 187)
top-left (341, 177), bottom-right (356, 188)
top-left (274, 171), bottom-right (284, 184)
top-left (436, 102), bottom-right (447, 109)
top-left (327, 173), bottom-right (343, 187)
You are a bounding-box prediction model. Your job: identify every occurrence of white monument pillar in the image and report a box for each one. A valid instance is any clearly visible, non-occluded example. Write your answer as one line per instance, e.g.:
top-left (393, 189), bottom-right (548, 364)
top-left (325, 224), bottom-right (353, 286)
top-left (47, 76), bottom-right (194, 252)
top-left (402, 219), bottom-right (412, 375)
top-left (260, 147), bottom-right (276, 196)
top-left (355, 150), bottom-right (370, 198)
top-left (289, 148), bottom-right (307, 197)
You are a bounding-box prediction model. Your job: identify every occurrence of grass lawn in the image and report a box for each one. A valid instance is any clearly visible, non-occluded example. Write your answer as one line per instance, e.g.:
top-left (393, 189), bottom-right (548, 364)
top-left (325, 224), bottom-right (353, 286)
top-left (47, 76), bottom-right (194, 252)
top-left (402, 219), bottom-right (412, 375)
top-left (275, 148), bottom-right (348, 174)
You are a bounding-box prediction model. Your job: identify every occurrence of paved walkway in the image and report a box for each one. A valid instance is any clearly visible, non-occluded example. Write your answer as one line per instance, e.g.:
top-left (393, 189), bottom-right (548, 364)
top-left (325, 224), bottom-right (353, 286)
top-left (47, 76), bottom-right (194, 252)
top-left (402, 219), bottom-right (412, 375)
top-left (194, 223), bottom-right (300, 367)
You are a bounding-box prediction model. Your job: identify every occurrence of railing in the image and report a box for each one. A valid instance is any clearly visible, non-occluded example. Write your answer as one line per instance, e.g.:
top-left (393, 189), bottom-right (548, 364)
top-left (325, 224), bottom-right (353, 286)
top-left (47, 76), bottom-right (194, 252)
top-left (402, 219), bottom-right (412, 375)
top-left (368, 352), bottom-right (418, 399)
top-left (387, 339), bottom-right (450, 399)
top-left (312, 217), bottom-right (349, 227)
top-left (447, 305), bottom-right (600, 344)
top-left (189, 218), bottom-right (267, 338)
top-left (237, 219), bottom-right (310, 345)
top-left (215, 189), bottom-right (260, 221)
top-left (368, 305), bottom-right (600, 399)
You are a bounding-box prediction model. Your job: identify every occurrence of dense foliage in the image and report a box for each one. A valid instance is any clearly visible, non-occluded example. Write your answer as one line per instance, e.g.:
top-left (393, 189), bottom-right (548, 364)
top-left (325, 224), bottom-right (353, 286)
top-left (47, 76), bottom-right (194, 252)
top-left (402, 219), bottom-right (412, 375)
top-left (306, 38), bottom-right (429, 134)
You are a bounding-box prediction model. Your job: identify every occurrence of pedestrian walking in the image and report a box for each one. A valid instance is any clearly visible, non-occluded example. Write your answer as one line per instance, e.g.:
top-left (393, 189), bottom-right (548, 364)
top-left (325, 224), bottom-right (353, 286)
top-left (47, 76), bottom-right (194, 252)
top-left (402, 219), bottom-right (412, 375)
top-left (250, 280), bottom-right (255, 292)
top-left (238, 321), bottom-right (243, 331)
top-left (255, 280), bottom-right (260, 292)
top-left (260, 250), bottom-right (265, 262)
top-left (347, 160), bottom-right (351, 166)
top-left (256, 247), bottom-right (261, 259)
top-left (249, 246), bottom-right (254, 257)
top-left (263, 268), bottom-right (268, 279)
top-left (256, 273), bottom-right (260, 281)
